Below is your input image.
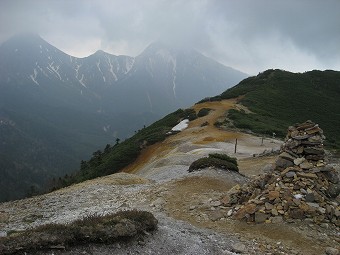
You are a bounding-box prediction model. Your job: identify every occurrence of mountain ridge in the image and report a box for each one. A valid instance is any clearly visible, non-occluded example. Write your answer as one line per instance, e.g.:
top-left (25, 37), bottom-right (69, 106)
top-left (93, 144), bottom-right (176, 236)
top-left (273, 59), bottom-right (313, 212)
top-left (0, 33), bottom-right (247, 202)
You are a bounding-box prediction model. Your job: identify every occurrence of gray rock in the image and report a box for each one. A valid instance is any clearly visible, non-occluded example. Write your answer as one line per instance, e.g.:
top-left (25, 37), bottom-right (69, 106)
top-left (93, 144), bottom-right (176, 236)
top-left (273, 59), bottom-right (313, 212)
top-left (305, 193), bottom-right (315, 202)
top-left (325, 247), bottom-right (339, 255)
top-left (303, 147), bottom-right (324, 155)
top-left (293, 157), bottom-right (305, 166)
top-left (300, 161), bottom-right (314, 170)
top-left (231, 242), bottom-right (246, 253)
top-left (271, 216), bottom-right (283, 223)
top-left (0, 212), bottom-right (9, 223)
top-left (285, 171), bottom-right (296, 178)
top-left (275, 158), bottom-right (294, 169)
top-left (279, 152), bottom-right (296, 162)
top-left (323, 171), bottom-right (339, 184)
top-left (210, 201), bottom-right (222, 207)
top-left (327, 183), bottom-right (340, 198)
top-left (209, 210), bottom-right (224, 221)
top-left (255, 212), bottom-right (269, 223)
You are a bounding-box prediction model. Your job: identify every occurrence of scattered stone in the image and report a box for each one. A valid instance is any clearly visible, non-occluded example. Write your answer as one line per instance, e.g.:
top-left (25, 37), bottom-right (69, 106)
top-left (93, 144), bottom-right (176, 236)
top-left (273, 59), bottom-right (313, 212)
top-left (265, 202), bottom-right (274, 210)
top-left (285, 171), bottom-right (296, 178)
top-left (209, 210), bottom-right (225, 221)
top-left (0, 212), bottom-right (9, 223)
top-left (275, 157), bottom-right (294, 169)
top-left (327, 183), bottom-right (340, 198)
top-left (255, 212), bottom-right (269, 223)
top-left (300, 162), bottom-right (314, 170)
top-left (268, 191), bottom-right (280, 201)
top-left (271, 216), bottom-right (283, 223)
top-left (325, 247), bottom-right (339, 255)
top-left (305, 193), bottom-right (315, 202)
top-left (231, 242), bottom-right (246, 253)
top-left (294, 157), bottom-right (305, 166)
top-left (279, 152), bottom-right (296, 162)
top-left (210, 201), bottom-right (222, 207)
top-left (220, 195), bottom-right (231, 206)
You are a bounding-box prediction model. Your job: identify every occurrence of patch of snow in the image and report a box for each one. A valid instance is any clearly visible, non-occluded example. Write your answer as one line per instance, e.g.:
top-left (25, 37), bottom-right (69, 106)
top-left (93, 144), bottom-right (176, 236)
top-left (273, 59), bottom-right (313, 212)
top-left (106, 56), bottom-right (118, 81)
top-left (103, 125), bottom-right (110, 132)
top-left (79, 74), bottom-right (87, 88)
top-left (36, 64), bottom-right (48, 77)
top-left (147, 58), bottom-right (154, 78)
top-left (147, 92), bottom-right (153, 111)
top-left (96, 59), bottom-right (105, 82)
top-left (48, 62), bottom-right (62, 80)
top-left (171, 119), bottom-right (189, 131)
top-left (156, 49), bottom-right (177, 97)
top-left (125, 58), bottom-right (135, 74)
top-left (29, 69), bottom-right (39, 85)
top-left (75, 64), bottom-right (81, 78)
top-left (75, 64), bottom-right (87, 87)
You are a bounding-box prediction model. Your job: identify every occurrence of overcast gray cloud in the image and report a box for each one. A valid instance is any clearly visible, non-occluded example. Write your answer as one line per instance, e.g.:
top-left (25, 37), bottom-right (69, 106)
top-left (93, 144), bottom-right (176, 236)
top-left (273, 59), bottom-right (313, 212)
top-left (0, 0), bottom-right (339, 74)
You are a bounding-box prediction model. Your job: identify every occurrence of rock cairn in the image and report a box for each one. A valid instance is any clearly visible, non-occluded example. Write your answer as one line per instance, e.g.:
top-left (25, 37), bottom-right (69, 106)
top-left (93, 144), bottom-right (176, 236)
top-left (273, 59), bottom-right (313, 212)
top-left (223, 121), bottom-right (340, 225)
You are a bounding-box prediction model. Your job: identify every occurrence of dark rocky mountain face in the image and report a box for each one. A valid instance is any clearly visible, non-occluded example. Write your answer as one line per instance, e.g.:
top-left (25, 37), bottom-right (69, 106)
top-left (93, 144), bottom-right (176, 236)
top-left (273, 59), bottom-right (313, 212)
top-left (0, 34), bottom-right (247, 201)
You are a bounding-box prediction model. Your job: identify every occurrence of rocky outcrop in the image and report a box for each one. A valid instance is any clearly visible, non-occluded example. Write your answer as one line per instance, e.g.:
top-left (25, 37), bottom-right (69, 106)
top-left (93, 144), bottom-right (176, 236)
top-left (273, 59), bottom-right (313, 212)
top-left (224, 121), bottom-right (340, 226)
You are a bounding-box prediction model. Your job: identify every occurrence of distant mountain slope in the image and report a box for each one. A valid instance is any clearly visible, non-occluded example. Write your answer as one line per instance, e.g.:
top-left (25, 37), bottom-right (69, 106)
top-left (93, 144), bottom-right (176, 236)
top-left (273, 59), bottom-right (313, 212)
top-left (209, 69), bottom-right (340, 149)
top-left (0, 34), bottom-right (247, 202)
top-left (49, 69), bottom-right (340, 192)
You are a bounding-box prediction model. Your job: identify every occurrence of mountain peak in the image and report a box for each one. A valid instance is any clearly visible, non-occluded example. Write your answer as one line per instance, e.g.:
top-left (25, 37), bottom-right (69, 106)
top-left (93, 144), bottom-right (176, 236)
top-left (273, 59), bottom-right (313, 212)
top-left (3, 33), bottom-right (44, 46)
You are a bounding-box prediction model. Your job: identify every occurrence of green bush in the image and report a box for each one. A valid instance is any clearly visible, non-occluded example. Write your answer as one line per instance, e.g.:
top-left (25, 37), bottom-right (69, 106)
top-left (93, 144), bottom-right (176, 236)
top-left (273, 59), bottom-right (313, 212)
top-left (197, 108), bottom-right (212, 117)
top-left (0, 210), bottom-right (157, 254)
top-left (218, 69), bottom-right (340, 150)
top-left (208, 153), bottom-right (238, 166)
top-left (188, 154), bottom-right (238, 172)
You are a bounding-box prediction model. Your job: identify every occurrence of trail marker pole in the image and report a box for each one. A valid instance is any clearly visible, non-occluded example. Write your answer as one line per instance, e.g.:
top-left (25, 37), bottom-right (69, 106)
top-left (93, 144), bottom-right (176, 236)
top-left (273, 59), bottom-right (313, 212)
top-left (234, 138), bottom-right (238, 153)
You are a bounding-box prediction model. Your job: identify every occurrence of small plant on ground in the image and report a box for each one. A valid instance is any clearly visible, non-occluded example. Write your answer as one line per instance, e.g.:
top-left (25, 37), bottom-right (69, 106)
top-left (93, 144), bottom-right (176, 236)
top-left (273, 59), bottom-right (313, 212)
top-left (197, 108), bottom-right (212, 117)
top-left (188, 153), bottom-right (238, 172)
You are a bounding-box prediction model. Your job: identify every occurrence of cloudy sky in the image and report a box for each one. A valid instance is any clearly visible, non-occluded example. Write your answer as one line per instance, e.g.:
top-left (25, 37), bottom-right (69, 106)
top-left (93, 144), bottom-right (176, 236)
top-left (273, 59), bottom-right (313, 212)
top-left (0, 0), bottom-right (339, 74)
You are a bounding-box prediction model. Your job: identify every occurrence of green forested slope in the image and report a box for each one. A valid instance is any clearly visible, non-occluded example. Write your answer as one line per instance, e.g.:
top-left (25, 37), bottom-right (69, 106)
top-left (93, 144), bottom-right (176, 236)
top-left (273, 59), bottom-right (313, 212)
top-left (215, 69), bottom-right (340, 149)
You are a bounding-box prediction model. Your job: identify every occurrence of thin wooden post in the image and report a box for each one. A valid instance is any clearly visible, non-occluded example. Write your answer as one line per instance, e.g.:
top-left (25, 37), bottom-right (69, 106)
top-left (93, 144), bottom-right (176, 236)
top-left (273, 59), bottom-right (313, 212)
top-left (234, 138), bottom-right (238, 153)
top-left (261, 137), bottom-right (264, 146)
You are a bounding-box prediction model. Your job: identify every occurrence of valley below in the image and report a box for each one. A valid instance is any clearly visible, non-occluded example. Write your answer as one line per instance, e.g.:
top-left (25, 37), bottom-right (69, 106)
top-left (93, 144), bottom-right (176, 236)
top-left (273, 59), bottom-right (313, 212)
top-left (0, 98), bottom-right (339, 255)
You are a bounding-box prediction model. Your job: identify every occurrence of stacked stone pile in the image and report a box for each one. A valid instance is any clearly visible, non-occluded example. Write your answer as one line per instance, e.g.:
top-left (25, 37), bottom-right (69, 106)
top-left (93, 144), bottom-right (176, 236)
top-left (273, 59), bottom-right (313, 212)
top-left (223, 121), bottom-right (340, 225)
top-left (277, 120), bottom-right (326, 169)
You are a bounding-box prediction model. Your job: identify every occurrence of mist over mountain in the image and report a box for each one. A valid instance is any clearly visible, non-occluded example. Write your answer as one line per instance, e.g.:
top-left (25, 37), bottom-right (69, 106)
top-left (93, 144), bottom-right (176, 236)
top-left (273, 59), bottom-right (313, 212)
top-left (0, 34), bottom-right (247, 201)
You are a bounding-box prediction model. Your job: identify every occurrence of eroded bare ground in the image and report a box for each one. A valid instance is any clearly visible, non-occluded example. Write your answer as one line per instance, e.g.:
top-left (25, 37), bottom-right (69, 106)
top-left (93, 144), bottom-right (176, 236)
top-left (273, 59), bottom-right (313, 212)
top-left (152, 170), bottom-right (339, 255)
top-left (124, 98), bottom-right (339, 255)
top-left (1, 98), bottom-right (339, 254)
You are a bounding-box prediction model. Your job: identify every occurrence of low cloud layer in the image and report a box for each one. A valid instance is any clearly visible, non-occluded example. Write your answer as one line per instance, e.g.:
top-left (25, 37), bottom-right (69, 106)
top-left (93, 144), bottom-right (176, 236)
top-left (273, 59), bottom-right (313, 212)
top-left (1, 0), bottom-right (339, 74)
